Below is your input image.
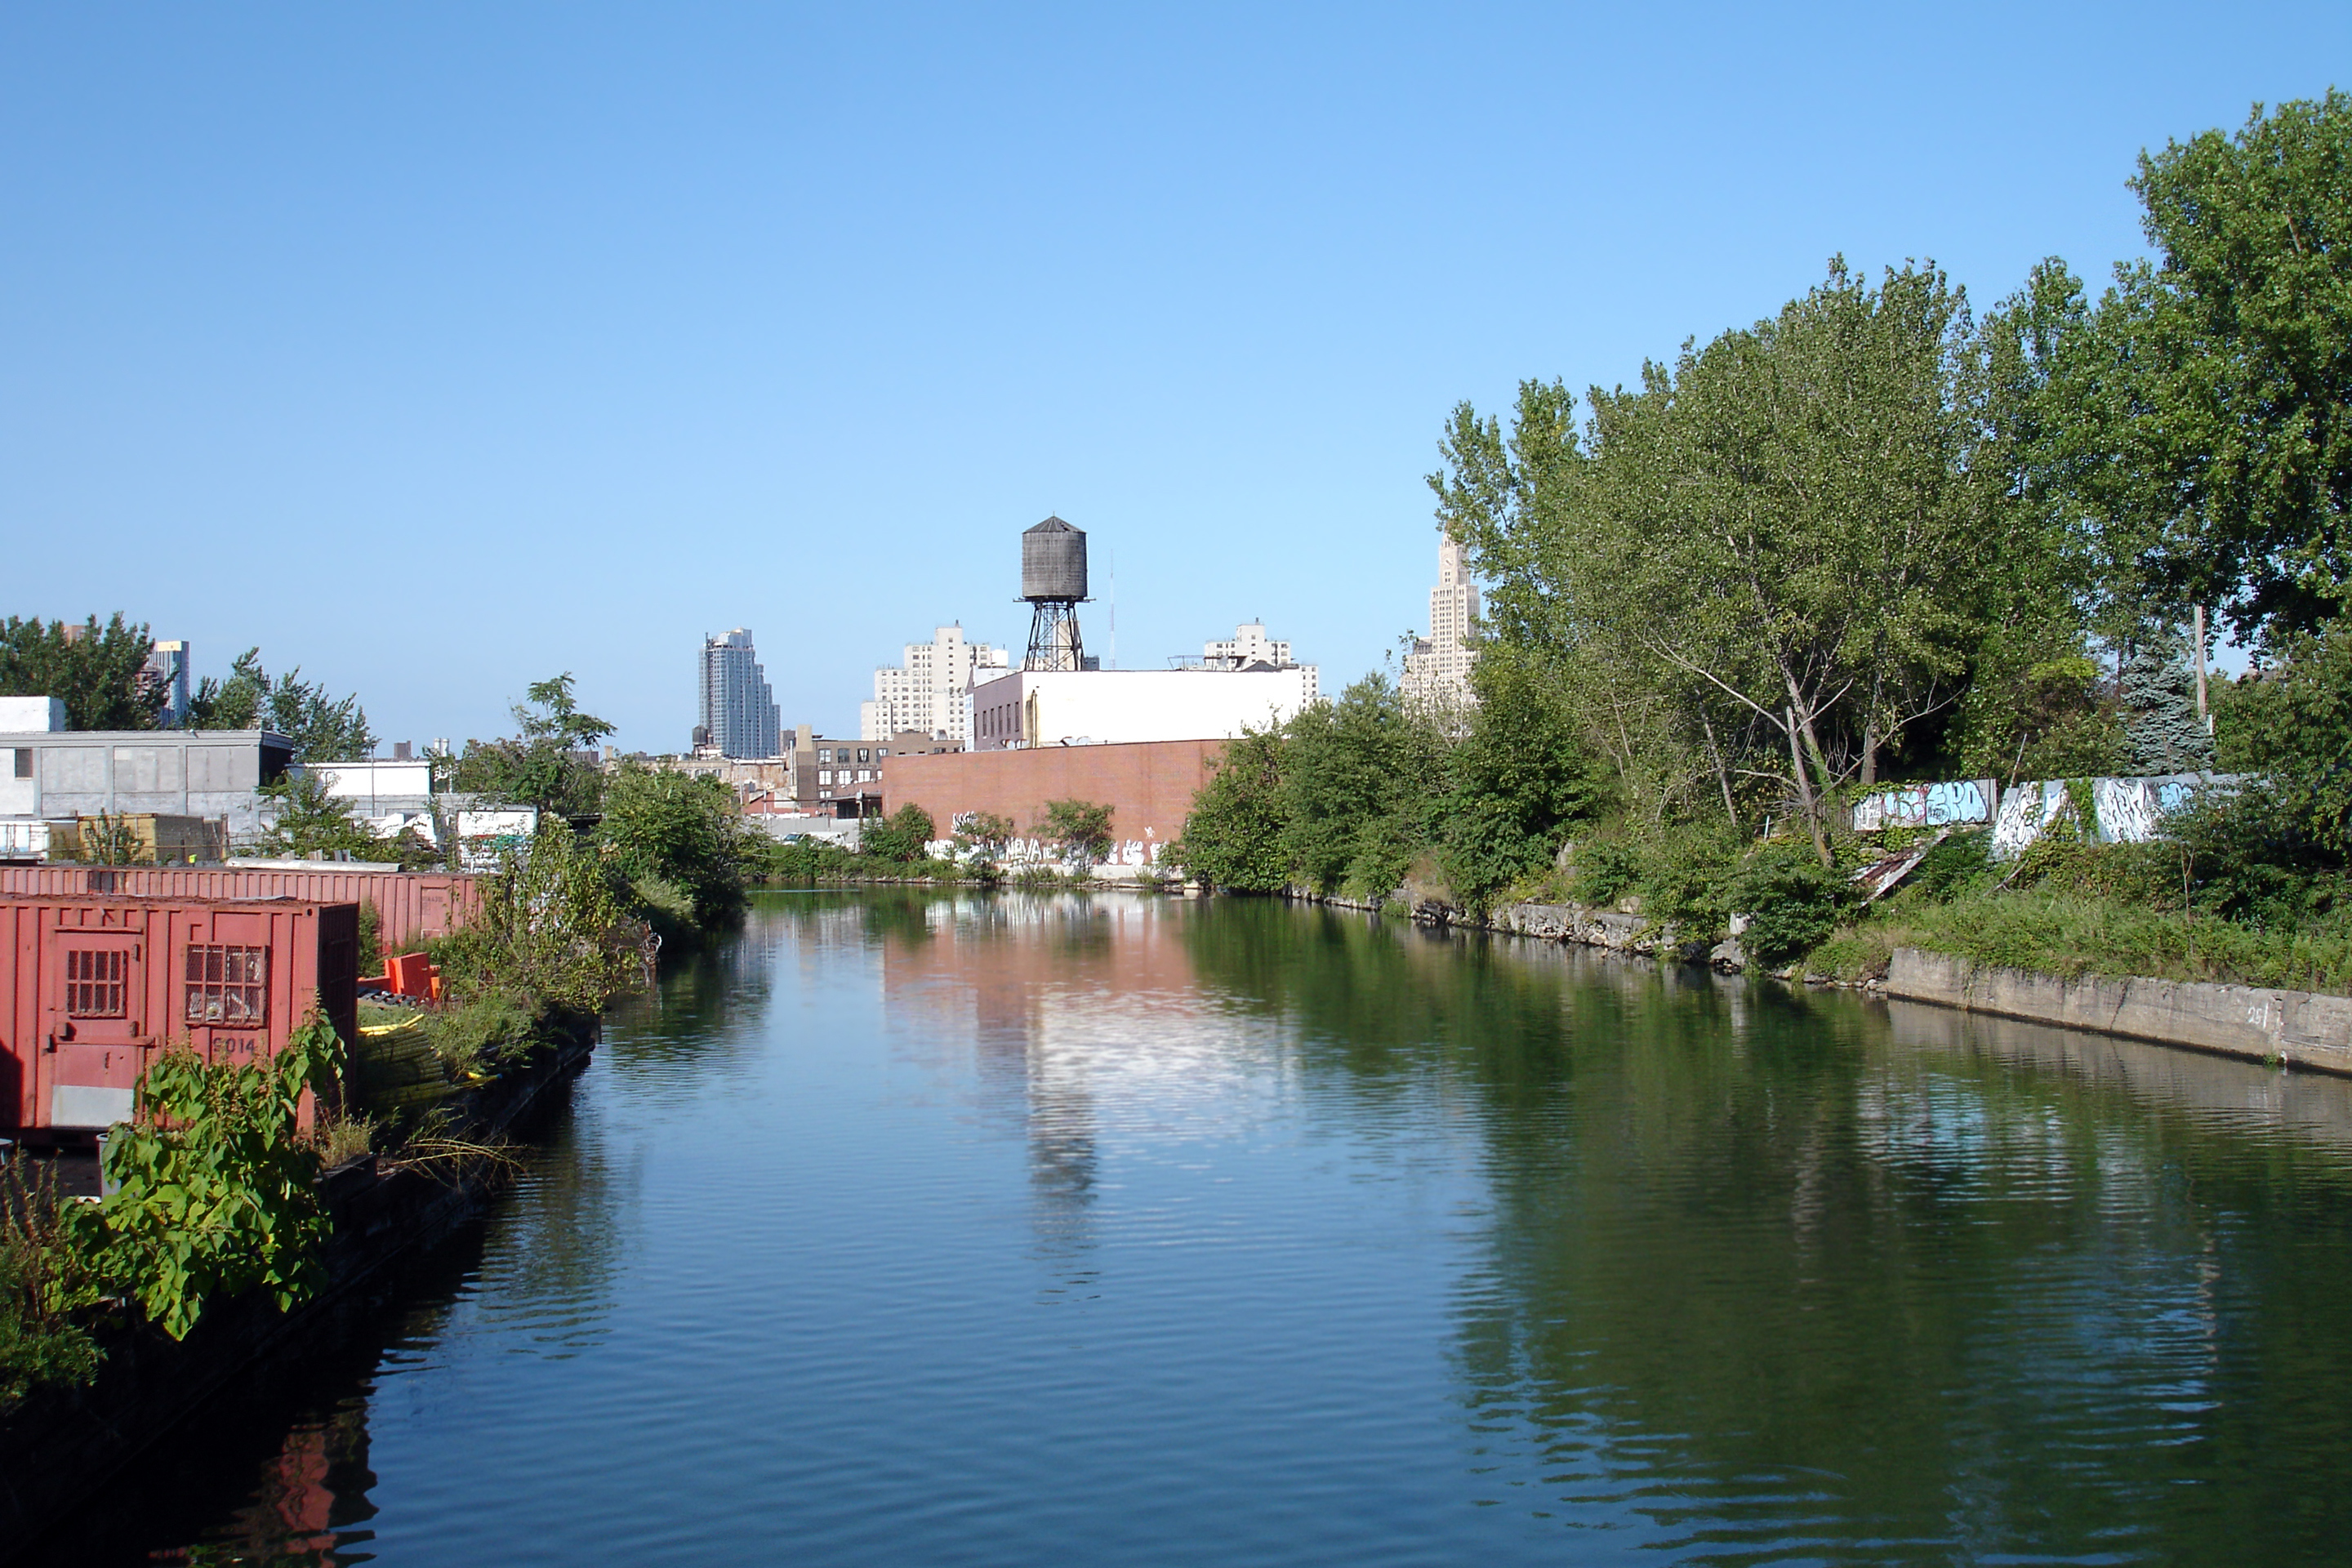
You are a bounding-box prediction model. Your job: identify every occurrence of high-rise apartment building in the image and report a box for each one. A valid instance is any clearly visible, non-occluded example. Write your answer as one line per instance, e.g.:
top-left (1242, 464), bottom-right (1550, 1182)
top-left (698, 629), bottom-right (782, 758)
top-left (145, 639), bottom-right (191, 726)
top-left (860, 625), bottom-right (1005, 748)
top-left (1401, 532), bottom-right (1481, 715)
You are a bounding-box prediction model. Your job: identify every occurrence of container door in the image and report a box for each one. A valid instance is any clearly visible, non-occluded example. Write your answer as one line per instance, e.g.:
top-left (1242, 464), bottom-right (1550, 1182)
top-left (45, 931), bottom-right (152, 1129)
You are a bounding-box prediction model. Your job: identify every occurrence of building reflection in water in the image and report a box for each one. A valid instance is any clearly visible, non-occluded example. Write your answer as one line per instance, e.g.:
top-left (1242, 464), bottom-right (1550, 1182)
top-left (871, 892), bottom-right (1221, 1283)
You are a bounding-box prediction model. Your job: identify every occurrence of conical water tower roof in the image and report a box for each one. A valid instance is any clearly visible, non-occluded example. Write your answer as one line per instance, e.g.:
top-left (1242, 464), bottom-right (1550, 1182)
top-left (1027, 514), bottom-right (1078, 534)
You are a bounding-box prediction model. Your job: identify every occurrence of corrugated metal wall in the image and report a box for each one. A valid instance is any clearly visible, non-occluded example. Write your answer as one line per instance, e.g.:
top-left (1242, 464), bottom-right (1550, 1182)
top-left (0, 893), bottom-right (357, 1132)
top-left (0, 866), bottom-right (480, 951)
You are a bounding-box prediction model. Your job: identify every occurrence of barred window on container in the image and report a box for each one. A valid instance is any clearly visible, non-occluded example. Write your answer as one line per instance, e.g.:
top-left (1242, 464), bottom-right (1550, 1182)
top-left (65, 951), bottom-right (127, 1018)
top-left (185, 945), bottom-right (269, 1026)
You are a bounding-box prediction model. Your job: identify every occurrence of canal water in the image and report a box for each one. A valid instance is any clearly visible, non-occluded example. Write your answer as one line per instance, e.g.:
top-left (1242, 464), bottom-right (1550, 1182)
top-left (36, 891), bottom-right (2352, 1566)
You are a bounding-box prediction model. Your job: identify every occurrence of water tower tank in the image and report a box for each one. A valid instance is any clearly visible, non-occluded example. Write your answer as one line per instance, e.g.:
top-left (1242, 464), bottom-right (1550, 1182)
top-left (1022, 515), bottom-right (1089, 602)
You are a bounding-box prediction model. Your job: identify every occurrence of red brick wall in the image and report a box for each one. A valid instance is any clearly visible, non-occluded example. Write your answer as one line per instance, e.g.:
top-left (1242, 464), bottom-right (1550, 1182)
top-left (882, 739), bottom-right (1225, 854)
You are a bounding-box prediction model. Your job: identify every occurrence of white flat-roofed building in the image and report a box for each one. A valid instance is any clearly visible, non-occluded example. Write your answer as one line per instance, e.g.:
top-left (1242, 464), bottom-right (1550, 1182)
top-left (970, 666), bottom-right (1316, 751)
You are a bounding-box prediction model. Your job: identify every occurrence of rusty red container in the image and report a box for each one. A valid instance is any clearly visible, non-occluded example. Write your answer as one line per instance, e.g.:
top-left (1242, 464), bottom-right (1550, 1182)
top-left (0, 866), bottom-right (479, 954)
top-left (0, 893), bottom-right (358, 1136)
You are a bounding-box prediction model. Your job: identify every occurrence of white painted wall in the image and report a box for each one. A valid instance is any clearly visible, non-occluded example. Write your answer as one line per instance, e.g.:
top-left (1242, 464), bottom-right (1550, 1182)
top-left (0, 697), bottom-right (66, 732)
top-left (993, 668), bottom-right (1314, 746)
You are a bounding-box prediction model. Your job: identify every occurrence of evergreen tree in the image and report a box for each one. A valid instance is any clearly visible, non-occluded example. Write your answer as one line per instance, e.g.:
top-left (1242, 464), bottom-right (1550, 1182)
top-left (2118, 641), bottom-right (2215, 774)
top-left (0, 614), bottom-right (164, 729)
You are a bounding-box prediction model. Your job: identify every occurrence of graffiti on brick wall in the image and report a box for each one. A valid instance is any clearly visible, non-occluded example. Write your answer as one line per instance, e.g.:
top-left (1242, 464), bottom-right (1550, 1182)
top-left (1850, 778), bottom-right (1997, 831)
top-left (924, 832), bottom-right (1168, 872)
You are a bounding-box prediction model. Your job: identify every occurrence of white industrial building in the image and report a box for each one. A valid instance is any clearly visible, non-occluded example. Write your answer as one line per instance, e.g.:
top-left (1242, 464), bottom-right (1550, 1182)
top-left (862, 625), bottom-right (1007, 748)
top-left (0, 696), bottom-right (295, 841)
top-left (1402, 532), bottom-right (1480, 715)
top-left (971, 622), bottom-right (1319, 750)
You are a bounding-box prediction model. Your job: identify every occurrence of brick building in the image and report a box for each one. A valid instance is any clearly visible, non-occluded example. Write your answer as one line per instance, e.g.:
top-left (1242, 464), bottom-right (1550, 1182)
top-left (882, 739), bottom-right (1223, 868)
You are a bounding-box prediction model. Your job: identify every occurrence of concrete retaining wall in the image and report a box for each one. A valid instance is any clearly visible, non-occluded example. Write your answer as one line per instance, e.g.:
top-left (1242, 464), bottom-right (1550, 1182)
top-left (1884, 947), bottom-right (2352, 1076)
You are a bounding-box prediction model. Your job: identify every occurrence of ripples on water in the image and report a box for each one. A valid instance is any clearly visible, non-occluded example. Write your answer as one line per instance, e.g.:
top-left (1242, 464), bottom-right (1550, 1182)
top-left (41, 892), bottom-right (2352, 1566)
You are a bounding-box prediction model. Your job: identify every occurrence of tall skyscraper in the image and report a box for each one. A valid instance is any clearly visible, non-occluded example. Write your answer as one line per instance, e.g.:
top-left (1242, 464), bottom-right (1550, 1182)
top-left (861, 625), bottom-right (1005, 747)
top-left (1401, 532), bottom-right (1481, 715)
top-left (699, 629), bottom-right (781, 758)
top-left (145, 639), bottom-right (191, 726)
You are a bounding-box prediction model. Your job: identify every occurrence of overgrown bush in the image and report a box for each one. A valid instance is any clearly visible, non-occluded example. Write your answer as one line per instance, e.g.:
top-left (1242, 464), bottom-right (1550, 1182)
top-left (65, 1018), bottom-right (345, 1341)
top-left (861, 804), bottom-right (938, 866)
top-left (1913, 832), bottom-right (1993, 900)
top-left (0, 1158), bottom-right (103, 1407)
top-left (1730, 842), bottom-right (1850, 967)
top-left (599, 764), bottom-right (755, 927)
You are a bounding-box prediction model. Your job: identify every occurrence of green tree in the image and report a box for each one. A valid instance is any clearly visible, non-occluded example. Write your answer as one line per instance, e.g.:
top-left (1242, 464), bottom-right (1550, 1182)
top-left (0, 614), bottom-right (164, 729)
top-left (1174, 729), bottom-right (1290, 893)
top-left (452, 674), bottom-right (613, 817)
top-left (254, 773), bottom-right (393, 861)
top-left (950, 810), bottom-right (1017, 876)
top-left (1439, 648), bottom-right (1602, 908)
top-left (1281, 674), bottom-right (1450, 898)
top-left (859, 804), bottom-right (937, 866)
top-left (2118, 640), bottom-right (2216, 774)
top-left (186, 648), bottom-right (375, 760)
top-left (1437, 264), bottom-right (2041, 856)
top-left (599, 765), bottom-right (754, 924)
top-left (1036, 799), bottom-right (1115, 873)
top-left (2057, 92), bottom-right (2352, 651)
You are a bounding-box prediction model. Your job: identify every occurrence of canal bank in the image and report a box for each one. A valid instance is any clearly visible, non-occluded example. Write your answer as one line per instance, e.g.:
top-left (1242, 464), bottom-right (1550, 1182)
top-left (0, 1020), bottom-right (596, 1550)
top-left (1343, 887), bottom-right (2352, 1080)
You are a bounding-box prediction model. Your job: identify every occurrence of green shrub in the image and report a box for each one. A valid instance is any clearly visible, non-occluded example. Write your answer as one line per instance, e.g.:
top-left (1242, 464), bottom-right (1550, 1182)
top-left (1731, 841), bottom-right (1850, 966)
top-left (862, 804), bottom-right (937, 866)
top-left (0, 1158), bottom-right (103, 1408)
top-left (1567, 835), bottom-right (1642, 907)
top-left (67, 1017), bottom-right (345, 1341)
top-left (1913, 832), bottom-right (1993, 899)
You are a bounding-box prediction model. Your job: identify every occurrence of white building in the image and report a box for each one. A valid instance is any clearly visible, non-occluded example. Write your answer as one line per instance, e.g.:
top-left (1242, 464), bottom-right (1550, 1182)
top-left (861, 625), bottom-right (1007, 747)
top-left (971, 666), bottom-right (1317, 751)
top-left (1401, 532), bottom-right (1480, 714)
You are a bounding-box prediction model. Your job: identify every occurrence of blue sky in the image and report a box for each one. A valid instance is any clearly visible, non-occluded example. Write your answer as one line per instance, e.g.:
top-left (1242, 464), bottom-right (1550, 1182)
top-left (4, 4), bottom-right (2342, 751)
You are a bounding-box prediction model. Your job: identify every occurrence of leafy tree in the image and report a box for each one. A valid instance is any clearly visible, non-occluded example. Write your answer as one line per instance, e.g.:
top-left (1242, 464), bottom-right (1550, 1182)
top-left (255, 773), bottom-right (392, 861)
top-left (1439, 648), bottom-right (1602, 908)
top-left (2217, 615), bottom-right (2352, 862)
top-left (1036, 799), bottom-right (1115, 873)
top-left (1953, 655), bottom-right (2123, 783)
top-left (599, 764), bottom-right (754, 924)
top-left (451, 674), bottom-right (613, 817)
top-left (0, 613), bottom-right (165, 729)
top-left (2055, 92), bottom-right (2352, 652)
top-left (187, 648), bottom-right (375, 760)
top-left (950, 810), bottom-right (1017, 876)
top-left (1281, 674), bottom-right (1450, 898)
top-left (1174, 729), bottom-right (1290, 892)
top-left (860, 804), bottom-right (937, 866)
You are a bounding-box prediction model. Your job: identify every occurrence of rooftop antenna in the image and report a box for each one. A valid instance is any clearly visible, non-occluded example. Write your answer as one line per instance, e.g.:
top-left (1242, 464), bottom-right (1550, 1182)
top-left (1107, 546), bottom-right (1116, 670)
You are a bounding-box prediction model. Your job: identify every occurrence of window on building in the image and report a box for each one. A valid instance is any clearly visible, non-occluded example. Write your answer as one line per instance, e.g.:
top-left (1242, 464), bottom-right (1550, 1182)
top-left (877, 748), bottom-right (889, 758)
top-left (11, 748), bottom-right (29, 779)
top-left (185, 945), bottom-right (269, 1027)
top-left (817, 748), bottom-right (832, 764)
top-left (65, 950), bottom-right (127, 1018)
top-left (857, 748), bottom-right (871, 764)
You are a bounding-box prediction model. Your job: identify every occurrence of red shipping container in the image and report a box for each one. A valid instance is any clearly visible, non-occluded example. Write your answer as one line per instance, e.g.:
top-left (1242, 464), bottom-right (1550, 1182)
top-left (0, 893), bottom-right (358, 1136)
top-left (0, 866), bottom-right (480, 954)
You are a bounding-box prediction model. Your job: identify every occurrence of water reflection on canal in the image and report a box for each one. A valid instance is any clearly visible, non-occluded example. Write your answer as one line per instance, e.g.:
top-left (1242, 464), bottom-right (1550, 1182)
top-left (42, 891), bottom-right (2352, 1566)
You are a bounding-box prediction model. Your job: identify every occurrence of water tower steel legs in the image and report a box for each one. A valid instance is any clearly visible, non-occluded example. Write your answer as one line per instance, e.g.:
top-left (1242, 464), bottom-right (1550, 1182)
top-left (1024, 600), bottom-right (1084, 673)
